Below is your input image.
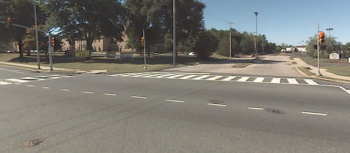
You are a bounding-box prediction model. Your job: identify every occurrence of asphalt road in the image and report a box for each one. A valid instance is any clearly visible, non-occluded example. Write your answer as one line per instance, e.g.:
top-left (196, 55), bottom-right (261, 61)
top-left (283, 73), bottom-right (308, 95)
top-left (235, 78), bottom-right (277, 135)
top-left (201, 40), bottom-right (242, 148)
top-left (1, 70), bottom-right (350, 153)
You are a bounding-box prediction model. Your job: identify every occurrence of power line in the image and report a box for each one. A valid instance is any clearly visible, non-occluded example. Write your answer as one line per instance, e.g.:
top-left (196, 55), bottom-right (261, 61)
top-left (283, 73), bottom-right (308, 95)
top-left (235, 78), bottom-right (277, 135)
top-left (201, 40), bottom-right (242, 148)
top-left (204, 10), bottom-right (230, 23)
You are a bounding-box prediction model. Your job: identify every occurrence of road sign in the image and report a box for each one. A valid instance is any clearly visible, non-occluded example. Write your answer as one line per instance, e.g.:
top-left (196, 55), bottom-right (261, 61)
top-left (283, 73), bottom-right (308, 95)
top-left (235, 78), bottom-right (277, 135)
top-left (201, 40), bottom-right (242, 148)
top-left (329, 53), bottom-right (340, 60)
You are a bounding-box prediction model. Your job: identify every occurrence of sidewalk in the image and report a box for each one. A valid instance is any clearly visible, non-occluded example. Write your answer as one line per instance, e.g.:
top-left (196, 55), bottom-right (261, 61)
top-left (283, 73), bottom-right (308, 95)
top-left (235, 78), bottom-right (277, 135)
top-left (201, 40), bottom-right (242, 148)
top-left (0, 61), bottom-right (75, 72)
top-left (293, 58), bottom-right (350, 82)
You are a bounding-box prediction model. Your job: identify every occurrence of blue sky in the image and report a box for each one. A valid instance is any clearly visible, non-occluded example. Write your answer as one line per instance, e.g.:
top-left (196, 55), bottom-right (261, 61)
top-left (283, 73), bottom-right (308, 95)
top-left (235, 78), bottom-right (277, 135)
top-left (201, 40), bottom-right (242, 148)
top-left (201, 0), bottom-right (350, 46)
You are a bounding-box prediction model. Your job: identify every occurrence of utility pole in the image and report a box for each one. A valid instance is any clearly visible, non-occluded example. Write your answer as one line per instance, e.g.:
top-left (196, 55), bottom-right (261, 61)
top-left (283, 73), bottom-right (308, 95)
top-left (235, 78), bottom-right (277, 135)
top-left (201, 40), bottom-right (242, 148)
top-left (173, 0), bottom-right (176, 66)
top-left (254, 12), bottom-right (258, 56)
top-left (48, 33), bottom-right (53, 71)
top-left (229, 22), bottom-right (233, 58)
top-left (34, 3), bottom-right (40, 69)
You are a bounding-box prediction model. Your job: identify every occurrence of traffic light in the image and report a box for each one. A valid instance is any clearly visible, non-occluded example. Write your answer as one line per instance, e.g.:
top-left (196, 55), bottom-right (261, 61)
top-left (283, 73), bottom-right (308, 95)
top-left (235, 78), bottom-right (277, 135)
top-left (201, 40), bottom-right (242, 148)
top-left (140, 37), bottom-right (144, 46)
top-left (319, 31), bottom-right (325, 44)
top-left (6, 17), bottom-right (12, 28)
top-left (51, 37), bottom-right (55, 46)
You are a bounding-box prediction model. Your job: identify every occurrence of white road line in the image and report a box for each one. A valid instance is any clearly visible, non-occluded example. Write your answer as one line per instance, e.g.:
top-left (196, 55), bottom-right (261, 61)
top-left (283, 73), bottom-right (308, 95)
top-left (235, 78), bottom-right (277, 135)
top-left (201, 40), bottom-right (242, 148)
top-left (248, 107), bottom-right (264, 111)
top-left (6, 79), bottom-right (30, 83)
top-left (42, 87), bottom-right (50, 89)
top-left (287, 78), bottom-right (299, 84)
top-left (192, 75), bottom-right (211, 80)
top-left (253, 77), bottom-right (265, 83)
top-left (82, 91), bottom-right (94, 94)
top-left (104, 93), bottom-right (116, 96)
top-left (155, 74), bottom-right (176, 78)
top-left (63, 76), bottom-right (74, 78)
top-left (304, 79), bottom-right (319, 85)
top-left (338, 86), bottom-right (350, 95)
top-left (221, 76), bottom-right (236, 81)
top-left (131, 96), bottom-right (148, 99)
top-left (302, 111), bottom-right (327, 116)
top-left (166, 99), bottom-right (185, 103)
top-left (271, 78), bottom-right (281, 83)
top-left (0, 81), bottom-right (12, 85)
top-left (143, 74), bottom-right (163, 78)
top-left (167, 75), bottom-right (184, 79)
top-left (237, 77), bottom-right (250, 82)
top-left (61, 89), bottom-right (70, 92)
top-left (27, 85), bottom-right (35, 87)
top-left (179, 75), bottom-right (198, 79)
top-left (208, 103), bottom-right (226, 107)
top-left (206, 76), bottom-right (223, 81)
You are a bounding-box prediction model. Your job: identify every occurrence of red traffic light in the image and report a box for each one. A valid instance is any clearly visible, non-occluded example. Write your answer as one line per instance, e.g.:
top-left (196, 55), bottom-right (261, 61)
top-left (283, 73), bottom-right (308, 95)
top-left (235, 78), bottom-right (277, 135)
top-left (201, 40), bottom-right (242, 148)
top-left (319, 31), bottom-right (325, 37)
top-left (6, 17), bottom-right (12, 27)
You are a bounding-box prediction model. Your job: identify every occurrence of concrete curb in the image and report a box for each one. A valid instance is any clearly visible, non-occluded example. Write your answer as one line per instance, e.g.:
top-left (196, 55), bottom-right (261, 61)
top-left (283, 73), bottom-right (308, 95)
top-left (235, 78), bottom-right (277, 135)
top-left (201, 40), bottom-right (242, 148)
top-left (290, 59), bottom-right (350, 84)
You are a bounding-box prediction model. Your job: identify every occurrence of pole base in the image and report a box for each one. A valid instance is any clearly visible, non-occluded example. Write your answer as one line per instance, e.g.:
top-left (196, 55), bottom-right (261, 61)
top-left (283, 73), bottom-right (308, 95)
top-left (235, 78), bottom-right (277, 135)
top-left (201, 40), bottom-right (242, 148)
top-left (317, 71), bottom-right (323, 76)
top-left (144, 66), bottom-right (147, 69)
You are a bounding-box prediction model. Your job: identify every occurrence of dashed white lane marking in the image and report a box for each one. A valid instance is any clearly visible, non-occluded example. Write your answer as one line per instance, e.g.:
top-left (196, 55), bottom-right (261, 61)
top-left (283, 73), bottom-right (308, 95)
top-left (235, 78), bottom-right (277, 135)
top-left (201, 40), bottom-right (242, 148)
top-left (6, 79), bottom-right (29, 83)
top-left (208, 103), bottom-right (226, 107)
top-left (302, 111), bottom-right (327, 116)
top-left (193, 75), bottom-right (211, 80)
top-left (248, 107), bottom-right (264, 110)
top-left (179, 75), bottom-right (198, 80)
top-left (237, 77), bottom-right (250, 82)
top-left (206, 76), bottom-right (223, 81)
top-left (271, 78), bottom-right (281, 83)
top-left (221, 76), bottom-right (236, 81)
top-left (287, 78), bottom-right (299, 84)
top-left (27, 85), bottom-right (35, 87)
top-left (167, 75), bottom-right (184, 79)
top-left (253, 77), bottom-right (265, 83)
top-left (166, 99), bottom-right (185, 103)
top-left (104, 93), bottom-right (116, 96)
top-left (61, 89), bottom-right (70, 92)
top-left (304, 79), bottom-right (319, 85)
top-left (42, 87), bottom-right (50, 89)
top-left (82, 91), bottom-right (94, 94)
top-left (131, 96), bottom-right (148, 99)
top-left (0, 81), bottom-right (12, 85)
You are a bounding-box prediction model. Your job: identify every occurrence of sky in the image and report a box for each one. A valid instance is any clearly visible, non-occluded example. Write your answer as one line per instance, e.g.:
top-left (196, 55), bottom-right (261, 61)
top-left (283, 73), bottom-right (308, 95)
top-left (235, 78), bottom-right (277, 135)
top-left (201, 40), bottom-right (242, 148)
top-left (201, 0), bottom-right (350, 46)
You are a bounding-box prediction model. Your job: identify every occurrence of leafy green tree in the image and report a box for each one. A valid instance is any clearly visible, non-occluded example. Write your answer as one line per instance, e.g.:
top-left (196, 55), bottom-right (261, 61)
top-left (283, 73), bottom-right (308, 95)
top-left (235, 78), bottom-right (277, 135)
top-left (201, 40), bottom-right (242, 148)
top-left (23, 25), bottom-right (48, 56)
top-left (193, 31), bottom-right (218, 59)
top-left (0, 0), bottom-right (46, 58)
top-left (43, 0), bottom-right (126, 50)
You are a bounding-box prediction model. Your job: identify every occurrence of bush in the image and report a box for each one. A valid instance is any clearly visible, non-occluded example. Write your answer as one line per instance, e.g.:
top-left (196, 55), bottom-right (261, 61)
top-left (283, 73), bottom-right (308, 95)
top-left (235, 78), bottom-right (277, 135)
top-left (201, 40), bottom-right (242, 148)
top-left (193, 31), bottom-right (218, 59)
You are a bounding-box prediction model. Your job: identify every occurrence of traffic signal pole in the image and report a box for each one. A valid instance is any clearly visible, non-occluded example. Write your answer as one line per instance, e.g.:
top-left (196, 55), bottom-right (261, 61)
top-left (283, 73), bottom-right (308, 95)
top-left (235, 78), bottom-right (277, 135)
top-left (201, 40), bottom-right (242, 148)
top-left (48, 34), bottom-right (53, 71)
top-left (143, 29), bottom-right (147, 69)
top-left (317, 24), bottom-right (322, 76)
top-left (34, 4), bottom-right (40, 70)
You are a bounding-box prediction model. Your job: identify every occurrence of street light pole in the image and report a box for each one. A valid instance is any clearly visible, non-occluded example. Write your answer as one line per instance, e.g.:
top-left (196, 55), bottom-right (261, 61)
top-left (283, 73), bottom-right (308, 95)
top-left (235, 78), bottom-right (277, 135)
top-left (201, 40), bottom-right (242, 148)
top-left (229, 22), bottom-right (232, 58)
top-left (254, 12), bottom-right (258, 56)
top-left (172, 0), bottom-right (176, 66)
top-left (34, 3), bottom-right (40, 69)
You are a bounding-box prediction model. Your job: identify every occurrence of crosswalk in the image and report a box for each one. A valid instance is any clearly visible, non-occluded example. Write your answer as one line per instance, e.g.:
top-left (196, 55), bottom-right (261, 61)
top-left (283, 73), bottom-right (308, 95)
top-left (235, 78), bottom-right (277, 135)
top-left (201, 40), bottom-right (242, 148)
top-left (0, 74), bottom-right (75, 86)
top-left (110, 72), bottom-right (320, 86)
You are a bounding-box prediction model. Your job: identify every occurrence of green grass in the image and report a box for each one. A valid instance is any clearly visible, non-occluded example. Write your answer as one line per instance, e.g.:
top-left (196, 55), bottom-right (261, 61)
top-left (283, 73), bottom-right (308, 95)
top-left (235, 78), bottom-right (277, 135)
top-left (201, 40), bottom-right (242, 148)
top-left (297, 67), bottom-right (316, 76)
top-left (291, 61), bottom-right (297, 65)
top-left (232, 63), bottom-right (252, 68)
top-left (299, 57), bottom-right (350, 77)
top-left (0, 52), bottom-right (229, 73)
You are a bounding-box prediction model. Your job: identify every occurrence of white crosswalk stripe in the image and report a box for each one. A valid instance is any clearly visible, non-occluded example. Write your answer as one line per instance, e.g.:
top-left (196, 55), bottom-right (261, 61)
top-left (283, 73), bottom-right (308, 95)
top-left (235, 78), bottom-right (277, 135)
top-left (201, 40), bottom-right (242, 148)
top-left (6, 79), bottom-right (30, 83)
top-left (221, 76), bottom-right (236, 81)
top-left (271, 78), bottom-right (281, 83)
top-left (179, 75), bottom-right (198, 79)
top-left (304, 79), bottom-right (319, 85)
top-left (167, 75), bottom-right (184, 79)
top-left (253, 77), bottom-right (265, 83)
top-left (237, 77), bottom-right (250, 82)
top-left (155, 74), bottom-right (176, 78)
top-left (206, 76), bottom-right (223, 81)
top-left (0, 81), bottom-right (12, 85)
top-left (287, 78), bottom-right (299, 84)
top-left (193, 75), bottom-right (211, 80)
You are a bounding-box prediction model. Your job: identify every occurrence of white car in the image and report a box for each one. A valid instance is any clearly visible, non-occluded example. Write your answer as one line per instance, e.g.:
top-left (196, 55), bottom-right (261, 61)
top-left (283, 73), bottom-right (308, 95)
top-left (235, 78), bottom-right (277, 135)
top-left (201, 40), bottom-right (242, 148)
top-left (188, 52), bottom-right (196, 56)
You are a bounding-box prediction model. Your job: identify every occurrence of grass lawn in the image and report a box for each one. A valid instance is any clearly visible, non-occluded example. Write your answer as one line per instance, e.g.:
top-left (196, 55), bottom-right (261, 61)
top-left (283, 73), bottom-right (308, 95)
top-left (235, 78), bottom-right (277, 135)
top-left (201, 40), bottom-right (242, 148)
top-left (0, 52), bottom-right (228, 73)
top-left (297, 67), bottom-right (316, 76)
top-left (232, 63), bottom-right (252, 68)
top-left (299, 57), bottom-right (350, 77)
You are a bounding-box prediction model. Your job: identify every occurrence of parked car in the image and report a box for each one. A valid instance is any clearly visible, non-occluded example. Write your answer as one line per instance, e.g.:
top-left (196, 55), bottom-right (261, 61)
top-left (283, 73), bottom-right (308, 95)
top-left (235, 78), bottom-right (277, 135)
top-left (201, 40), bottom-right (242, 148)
top-left (188, 52), bottom-right (197, 56)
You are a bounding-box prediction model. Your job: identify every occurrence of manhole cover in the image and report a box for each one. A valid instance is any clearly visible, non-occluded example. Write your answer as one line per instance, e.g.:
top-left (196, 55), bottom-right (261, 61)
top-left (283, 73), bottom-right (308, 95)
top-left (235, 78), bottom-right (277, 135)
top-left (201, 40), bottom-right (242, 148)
top-left (24, 139), bottom-right (43, 147)
top-left (265, 108), bottom-right (286, 114)
top-left (37, 76), bottom-right (50, 79)
top-left (209, 99), bottom-right (224, 104)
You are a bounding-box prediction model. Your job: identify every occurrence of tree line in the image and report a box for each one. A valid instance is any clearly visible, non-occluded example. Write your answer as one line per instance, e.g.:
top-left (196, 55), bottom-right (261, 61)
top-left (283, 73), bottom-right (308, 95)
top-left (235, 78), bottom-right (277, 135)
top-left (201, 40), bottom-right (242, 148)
top-left (0, 0), bottom-right (277, 59)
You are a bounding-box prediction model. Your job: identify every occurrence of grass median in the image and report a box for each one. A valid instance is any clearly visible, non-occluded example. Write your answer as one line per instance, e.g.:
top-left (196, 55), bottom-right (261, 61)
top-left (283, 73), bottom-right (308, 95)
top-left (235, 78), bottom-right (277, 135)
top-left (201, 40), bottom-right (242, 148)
top-left (299, 57), bottom-right (350, 77)
top-left (0, 52), bottom-right (227, 73)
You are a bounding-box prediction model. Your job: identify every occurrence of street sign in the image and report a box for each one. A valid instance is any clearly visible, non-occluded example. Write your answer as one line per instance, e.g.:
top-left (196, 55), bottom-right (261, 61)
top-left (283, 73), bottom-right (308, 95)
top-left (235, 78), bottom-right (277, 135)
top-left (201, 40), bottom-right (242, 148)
top-left (329, 53), bottom-right (340, 60)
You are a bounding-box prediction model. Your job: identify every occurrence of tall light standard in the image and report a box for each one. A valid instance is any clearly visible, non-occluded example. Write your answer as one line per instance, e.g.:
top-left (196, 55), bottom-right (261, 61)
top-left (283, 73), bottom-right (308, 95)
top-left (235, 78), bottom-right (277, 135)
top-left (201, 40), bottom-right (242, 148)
top-left (254, 12), bottom-right (258, 56)
top-left (326, 28), bottom-right (333, 38)
top-left (172, 0), bottom-right (176, 66)
top-left (34, 2), bottom-right (40, 69)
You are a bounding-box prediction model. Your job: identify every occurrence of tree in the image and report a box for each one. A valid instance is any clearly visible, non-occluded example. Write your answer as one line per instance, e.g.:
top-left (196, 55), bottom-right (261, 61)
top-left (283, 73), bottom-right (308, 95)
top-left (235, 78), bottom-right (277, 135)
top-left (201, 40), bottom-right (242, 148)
top-left (193, 31), bottom-right (218, 59)
top-left (0, 0), bottom-right (47, 58)
top-left (23, 25), bottom-right (48, 56)
top-left (44, 0), bottom-right (126, 51)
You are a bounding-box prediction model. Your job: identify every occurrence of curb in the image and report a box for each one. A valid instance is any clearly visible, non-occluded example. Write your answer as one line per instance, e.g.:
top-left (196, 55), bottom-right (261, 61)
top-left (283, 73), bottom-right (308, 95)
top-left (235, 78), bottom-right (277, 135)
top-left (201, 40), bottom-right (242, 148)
top-left (0, 63), bottom-right (76, 74)
top-left (290, 59), bottom-right (350, 84)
